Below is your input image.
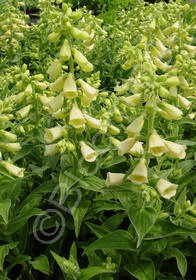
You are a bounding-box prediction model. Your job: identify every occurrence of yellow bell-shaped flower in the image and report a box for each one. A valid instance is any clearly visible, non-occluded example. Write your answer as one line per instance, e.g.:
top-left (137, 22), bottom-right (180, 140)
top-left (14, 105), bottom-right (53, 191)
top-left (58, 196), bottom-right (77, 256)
top-left (149, 131), bottom-right (165, 157)
top-left (156, 178), bottom-right (178, 199)
top-left (125, 115), bottom-right (144, 137)
top-left (128, 158), bottom-right (147, 185)
top-left (69, 104), bottom-right (85, 128)
top-left (163, 140), bottom-right (186, 159)
top-left (44, 126), bottom-right (65, 143)
top-left (0, 161), bottom-right (24, 177)
top-left (116, 138), bottom-right (136, 156)
top-left (63, 73), bottom-right (77, 98)
top-left (106, 172), bottom-right (125, 187)
top-left (79, 141), bottom-right (98, 162)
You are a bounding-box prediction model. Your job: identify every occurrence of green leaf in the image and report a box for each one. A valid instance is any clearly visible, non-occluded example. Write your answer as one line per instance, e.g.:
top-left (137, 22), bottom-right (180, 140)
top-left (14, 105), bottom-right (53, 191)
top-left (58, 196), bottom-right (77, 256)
top-left (145, 220), bottom-right (195, 240)
top-left (128, 206), bottom-right (157, 247)
top-left (7, 208), bottom-right (45, 234)
top-left (0, 199), bottom-right (11, 224)
top-left (69, 200), bottom-right (91, 238)
top-left (85, 230), bottom-right (136, 254)
top-left (101, 154), bottom-right (126, 168)
top-left (59, 169), bottom-right (82, 204)
top-left (0, 245), bottom-right (9, 271)
top-left (164, 247), bottom-right (187, 277)
top-left (70, 242), bottom-right (77, 261)
top-left (79, 176), bottom-right (106, 192)
top-left (80, 266), bottom-right (115, 280)
top-left (125, 259), bottom-right (155, 280)
top-left (174, 188), bottom-right (186, 217)
top-left (29, 254), bottom-right (50, 275)
top-left (12, 145), bottom-right (34, 162)
top-left (86, 222), bottom-right (111, 239)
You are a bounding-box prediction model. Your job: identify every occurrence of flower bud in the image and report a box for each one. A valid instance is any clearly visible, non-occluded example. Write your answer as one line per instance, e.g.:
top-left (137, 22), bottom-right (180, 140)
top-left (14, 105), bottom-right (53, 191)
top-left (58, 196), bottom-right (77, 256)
top-left (69, 10), bottom-right (82, 20)
top-left (123, 94), bottom-right (142, 106)
top-left (128, 158), bottom-right (148, 185)
top-left (156, 28), bottom-right (165, 41)
top-left (121, 58), bottom-right (134, 70)
top-left (125, 115), bottom-right (144, 137)
top-left (16, 80), bottom-right (24, 89)
top-left (116, 138), bottom-right (136, 156)
top-left (156, 178), bottom-right (178, 199)
top-left (79, 141), bottom-right (98, 162)
top-left (44, 144), bottom-right (59, 156)
top-left (178, 75), bottom-right (189, 89)
top-left (159, 86), bottom-right (169, 98)
top-left (131, 84), bottom-right (144, 94)
top-left (155, 38), bottom-right (170, 58)
top-left (48, 32), bottom-right (61, 43)
top-left (0, 161), bottom-right (24, 177)
top-left (71, 27), bottom-right (90, 40)
top-left (178, 95), bottom-right (192, 109)
top-left (39, 95), bottom-right (51, 106)
top-left (159, 103), bottom-right (183, 120)
top-left (106, 172), bottom-right (125, 187)
top-left (59, 39), bottom-right (71, 62)
top-left (169, 86), bottom-right (177, 99)
top-left (108, 125), bottom-right (120, 136)
top-left (163, 21), bottom-right (179, 36)
top-left (63, 73), bottom-right (77, 98)
top-left (184, 44), bottom-right (196, 57)
top-left (84, 114), bottom-right (102, 130)
top-left (129, 141), bottom-right (144, 157)
top-left (114, 81), bottom-right (130, 95)
top-left (32, 74), bottom-right (44, 81)
top-left (50, 76), bottom-right (65, 92)
top-left (149, 131), bottom-right (165, 157)
top-left (163, 140), bottom-right (186, 159)
top-left (47, 60), bottom-right (62, 80)
top-left (44, 126), bottom-right (65, 143)
top-left (78, 79), bottom-right (98, 100)
top-left (150, 45), bottom-right (161, 58)
top-left (16, 105), bottom-right (32, 120)
top-left (69, 104), bottom-right (85, 128)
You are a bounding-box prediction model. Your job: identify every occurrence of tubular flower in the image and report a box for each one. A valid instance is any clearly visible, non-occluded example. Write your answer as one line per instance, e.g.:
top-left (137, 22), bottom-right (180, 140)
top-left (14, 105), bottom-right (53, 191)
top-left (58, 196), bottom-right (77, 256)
top-left (163, 140), bottom-right (186, 159)
top-left (129, 141), bottom-right (144, 157)
top-left (156, 178), bottom-right (178, 199)
top-left (0, 143), bottom-right (21, 152)
top-left (154, 58), bottom-right (172, 72)
top-left (114, 82), bottom-right (131, 95)
top-left (69, 104), bottom-right (85, 128)
top-left (106, 172), bottom-right (125, 187)
top-left (123, 94), bottom-right (142, 106)
top-left (52, 109), bottom-right (67, 119)
top-left (14, 92), bottom-right (26, 103)
top-left (63, 73), bottom-right (77, 98)
top-left (72, 48), bottom-right (93, 72)
top-left (178, 95), bottom-right (192, 110)
top-left (178, 75), bottom-right (189, 89)
top-left (44, 126), bottom-right (65, 143)
top-left (125, 115), bottom-right (144, 137)
top-left (158, 103), bottom-right (183, 120)
top-left (149, 131), bottom-right (165, 157)
top-left (47, 60), bottom-right (62, 80)
top-left (48, 94), bottom-right (64, 113)
top-left (184, 44), bottom-right (196, 57)
top-left (44, 144), bottom-right (59, 156)
top-left (79, 141), bottom-right (98, 162)
top-left (128, 158), bottom-right (147, 185)
top-left (16, 105), bottom-right (32, 120)
top-left (84, 114), bottom-right (102, 130)
top-left (50, 76), bottom-right (65, 93)
top-left (0, 130), bottom-right (17, 142)
top-left (59, 39), bottom-right (71, 61)
top-left (108, 125), bottom-right (120, 136)
top-left (78, 79), bottom-right (98, 100)
top-left (116, 138), bottom-right (136, 156)
top-left (0, 161), bottom-right (24, 178)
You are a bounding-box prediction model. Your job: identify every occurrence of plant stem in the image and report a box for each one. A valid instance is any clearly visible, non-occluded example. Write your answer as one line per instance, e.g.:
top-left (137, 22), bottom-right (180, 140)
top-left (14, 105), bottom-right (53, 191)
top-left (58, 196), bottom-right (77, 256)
top-left (68, 34), bottom-right (74, 75)
top-left (145, 105), bottom-right (154, 165)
